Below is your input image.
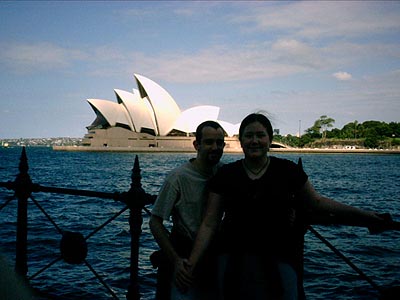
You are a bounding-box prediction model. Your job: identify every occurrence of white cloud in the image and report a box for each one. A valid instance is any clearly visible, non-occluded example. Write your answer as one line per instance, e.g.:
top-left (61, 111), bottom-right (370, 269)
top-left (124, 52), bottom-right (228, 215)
top-left (0, 42), bottom-right (87, 73)
top-left (232, 2), bottom-right (400, 39)
top-left (126, 45), bottom-right (311, 83)
top-left (333, 71), bottom-right (352, 81)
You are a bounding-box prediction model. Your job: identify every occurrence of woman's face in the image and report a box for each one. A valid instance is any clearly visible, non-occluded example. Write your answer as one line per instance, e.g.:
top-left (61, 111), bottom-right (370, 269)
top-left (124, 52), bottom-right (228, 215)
top-left (240, 121), bottom-right (271, 159)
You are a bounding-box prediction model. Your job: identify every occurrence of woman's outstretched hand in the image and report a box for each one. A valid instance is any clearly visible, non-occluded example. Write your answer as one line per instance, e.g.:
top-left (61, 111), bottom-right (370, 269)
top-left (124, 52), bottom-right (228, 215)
top-left (368, 213), bottom-right (400, 234)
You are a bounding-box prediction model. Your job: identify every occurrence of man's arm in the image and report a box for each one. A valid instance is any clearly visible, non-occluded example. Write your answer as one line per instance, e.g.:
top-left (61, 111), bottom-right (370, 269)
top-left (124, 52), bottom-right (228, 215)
top-left (150, 215), bottom-right (194, 291)
top-left (149, 215), bottom-right (179, 265)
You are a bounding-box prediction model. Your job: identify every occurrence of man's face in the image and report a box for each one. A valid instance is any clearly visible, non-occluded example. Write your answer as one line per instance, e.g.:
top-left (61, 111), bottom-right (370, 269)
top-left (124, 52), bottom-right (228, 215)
top-left (196, 126), bottom-right (225, 165)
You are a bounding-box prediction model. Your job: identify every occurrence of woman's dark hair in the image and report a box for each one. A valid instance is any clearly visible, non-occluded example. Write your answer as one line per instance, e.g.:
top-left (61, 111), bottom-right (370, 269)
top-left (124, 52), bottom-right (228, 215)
top-left (239, 113), bottom-right (273, 141)
top-left (195, 120), bottom-right (224, 143)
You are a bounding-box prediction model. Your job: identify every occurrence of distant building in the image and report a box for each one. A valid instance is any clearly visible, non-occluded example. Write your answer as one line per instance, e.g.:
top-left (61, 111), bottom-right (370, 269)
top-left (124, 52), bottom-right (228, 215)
top-left (82, 74), bottom-right (241, 150)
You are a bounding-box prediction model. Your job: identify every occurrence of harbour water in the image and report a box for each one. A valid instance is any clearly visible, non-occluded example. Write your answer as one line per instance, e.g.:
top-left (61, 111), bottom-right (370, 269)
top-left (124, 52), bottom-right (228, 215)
top-left (1, 147), bottom-right (399, 299)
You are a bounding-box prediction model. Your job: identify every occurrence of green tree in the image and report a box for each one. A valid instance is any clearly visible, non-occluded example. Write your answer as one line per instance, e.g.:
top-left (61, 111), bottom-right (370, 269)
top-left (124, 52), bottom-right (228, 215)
top-left (363, 127), bottom-right (380, 148)
top-left (360, 121), bottom-right (390, 138)
top-left (326, 128), bottom-right (341, 139)
top-left (341, 121), bottom-right (359, 139)
top-left (389, 122), bottom-right (400, 137)
top-left (319, 115), bottom-right (335, 139)
top-left (299, 134), bottom-right (313, 147)
top-left (308, 115), bottom-right (335, 139)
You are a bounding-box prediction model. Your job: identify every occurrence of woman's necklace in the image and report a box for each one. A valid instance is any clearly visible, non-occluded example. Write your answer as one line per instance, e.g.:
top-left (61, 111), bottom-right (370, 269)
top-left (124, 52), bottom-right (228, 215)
top-left (243, 157), bottom-right (270, 176)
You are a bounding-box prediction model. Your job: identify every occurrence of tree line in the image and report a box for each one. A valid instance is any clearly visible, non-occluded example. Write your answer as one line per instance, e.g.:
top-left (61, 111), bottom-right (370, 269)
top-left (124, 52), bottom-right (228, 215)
top-left (275, 115), bottom-right (400, 149)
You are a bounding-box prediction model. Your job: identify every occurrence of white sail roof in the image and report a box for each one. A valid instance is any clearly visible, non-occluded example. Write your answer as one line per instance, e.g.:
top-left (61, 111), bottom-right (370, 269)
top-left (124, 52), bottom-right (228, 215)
top-left (114, 89), bottom-right (156, 133)
top-left (134, 73), bottom-right (181, 136)
top-left (217, 120), bottom-right (240, 137)
top-left (87, 99), bottom-right (131, 129)
top-left (173, 106), bottom-right (220, 133)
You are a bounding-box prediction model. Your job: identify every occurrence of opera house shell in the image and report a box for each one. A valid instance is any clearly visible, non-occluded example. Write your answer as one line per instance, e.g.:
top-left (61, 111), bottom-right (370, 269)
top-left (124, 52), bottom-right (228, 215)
top-left (81, 74), bottom-right (241, 151)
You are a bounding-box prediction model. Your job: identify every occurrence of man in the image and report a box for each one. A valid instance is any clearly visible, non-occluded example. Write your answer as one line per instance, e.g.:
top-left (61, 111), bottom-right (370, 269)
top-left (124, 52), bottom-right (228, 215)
top-left (150, 120), bottom-right (225, 300)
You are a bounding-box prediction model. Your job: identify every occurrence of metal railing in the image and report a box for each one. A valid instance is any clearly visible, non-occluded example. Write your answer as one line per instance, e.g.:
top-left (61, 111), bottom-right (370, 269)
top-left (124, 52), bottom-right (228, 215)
top-left (0, 147), bottom-right (156, 299)
top-left (2, 148), bottom-right (399, 300)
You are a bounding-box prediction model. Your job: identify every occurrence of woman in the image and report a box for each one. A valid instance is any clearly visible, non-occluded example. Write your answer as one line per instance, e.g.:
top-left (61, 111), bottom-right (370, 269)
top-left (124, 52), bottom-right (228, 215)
top-left (177, 113), bottom-right (388, 300)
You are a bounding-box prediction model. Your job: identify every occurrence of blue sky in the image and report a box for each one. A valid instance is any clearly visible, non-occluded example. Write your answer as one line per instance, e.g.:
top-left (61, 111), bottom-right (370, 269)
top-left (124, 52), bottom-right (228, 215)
top-left (1, 1), bottom-right (399, 138)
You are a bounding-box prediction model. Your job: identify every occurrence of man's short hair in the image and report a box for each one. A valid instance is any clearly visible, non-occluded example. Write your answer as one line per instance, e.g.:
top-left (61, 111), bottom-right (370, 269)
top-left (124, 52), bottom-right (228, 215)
top-left (195, 121), bottom-right (224, 142)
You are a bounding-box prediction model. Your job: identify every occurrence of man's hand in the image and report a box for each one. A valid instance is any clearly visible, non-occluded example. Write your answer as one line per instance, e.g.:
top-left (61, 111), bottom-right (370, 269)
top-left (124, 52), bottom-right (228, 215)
top-left (174, 257), bottom-right (195, 292)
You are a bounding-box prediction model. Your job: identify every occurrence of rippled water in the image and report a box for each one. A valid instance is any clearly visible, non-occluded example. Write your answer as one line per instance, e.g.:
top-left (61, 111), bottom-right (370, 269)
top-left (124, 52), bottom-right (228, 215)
top-left (1, 147), bottom-right (399, 299)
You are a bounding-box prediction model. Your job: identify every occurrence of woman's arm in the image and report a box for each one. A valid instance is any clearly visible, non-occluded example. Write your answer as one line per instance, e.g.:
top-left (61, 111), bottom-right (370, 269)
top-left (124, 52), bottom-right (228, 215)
top-left (174, 192), bottom-right (224, 290)
top-left (300, 179), bottom-right (384, 227)
top-left (188, 192), bottom-right (224, 272)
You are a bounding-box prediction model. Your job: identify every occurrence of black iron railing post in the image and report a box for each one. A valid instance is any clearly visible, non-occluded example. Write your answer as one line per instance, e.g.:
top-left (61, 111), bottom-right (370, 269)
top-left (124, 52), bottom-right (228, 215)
top-left (125, 155), bottom-right (150, 300)
top-left (14, 147), bottom-right (32, 278)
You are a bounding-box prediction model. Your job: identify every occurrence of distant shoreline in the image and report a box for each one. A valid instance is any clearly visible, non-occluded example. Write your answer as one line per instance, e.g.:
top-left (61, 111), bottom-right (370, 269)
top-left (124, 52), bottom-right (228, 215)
top-left (52, 145), bottom-right (400, 155)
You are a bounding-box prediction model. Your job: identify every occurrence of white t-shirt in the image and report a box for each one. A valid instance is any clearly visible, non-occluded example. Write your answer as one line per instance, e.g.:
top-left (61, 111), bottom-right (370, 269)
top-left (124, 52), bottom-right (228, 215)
top-left (152, 160), bottom-right (219, 241)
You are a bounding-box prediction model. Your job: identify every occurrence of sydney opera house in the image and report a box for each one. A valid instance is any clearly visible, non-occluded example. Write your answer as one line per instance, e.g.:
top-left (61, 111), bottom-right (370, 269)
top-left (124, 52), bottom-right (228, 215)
top-left (80, 74), bottom-right (242, 152)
